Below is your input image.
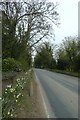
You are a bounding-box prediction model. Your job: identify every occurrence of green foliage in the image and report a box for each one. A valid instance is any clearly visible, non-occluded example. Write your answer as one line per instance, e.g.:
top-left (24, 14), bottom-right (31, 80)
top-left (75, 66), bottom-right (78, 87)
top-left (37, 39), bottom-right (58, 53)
top-left (56, 36), bottom-right (79, 72)
top-left (2, 11), bottom-right (16, 59)
top-left (34, 42), bottom-right (56, 69)
top-left (2, 58), bottom-right (22, 72)
top-left (57, 58), bottom-right (69, 70)
top-left (18, 51), bottom-right (32, 71)
top-left (2, 5), bottom-right (32, 70)
top-left (56, 49), bottom-right (69, 70)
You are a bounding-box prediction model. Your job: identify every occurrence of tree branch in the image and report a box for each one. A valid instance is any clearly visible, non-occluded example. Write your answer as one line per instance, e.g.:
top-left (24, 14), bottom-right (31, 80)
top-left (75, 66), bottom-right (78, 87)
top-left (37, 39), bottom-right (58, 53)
top-left (30, 32), bottom-right (48, 48)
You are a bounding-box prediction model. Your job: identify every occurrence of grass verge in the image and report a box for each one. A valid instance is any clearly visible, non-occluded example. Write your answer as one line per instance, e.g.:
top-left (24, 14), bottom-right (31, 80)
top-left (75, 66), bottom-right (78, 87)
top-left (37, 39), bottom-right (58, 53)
top-left (2, 69), bottom-right (34, 118)
top-left (50, 69), bottom-right (79, 77)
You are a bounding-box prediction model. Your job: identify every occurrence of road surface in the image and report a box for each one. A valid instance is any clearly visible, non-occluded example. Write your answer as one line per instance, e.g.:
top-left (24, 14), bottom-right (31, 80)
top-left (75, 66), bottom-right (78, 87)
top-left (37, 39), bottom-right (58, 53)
top-left (33, 68), bottom-right (78, 118)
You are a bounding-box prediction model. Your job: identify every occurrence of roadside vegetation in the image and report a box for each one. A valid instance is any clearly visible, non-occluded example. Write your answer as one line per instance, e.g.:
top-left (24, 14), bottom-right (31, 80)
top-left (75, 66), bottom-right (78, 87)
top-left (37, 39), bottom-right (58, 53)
top-left (2, 70), bottom-right (31, 118)
top-left (2, 70), bottom-right (43, 118)
top-left (1, 0), bottom-right (59, 118)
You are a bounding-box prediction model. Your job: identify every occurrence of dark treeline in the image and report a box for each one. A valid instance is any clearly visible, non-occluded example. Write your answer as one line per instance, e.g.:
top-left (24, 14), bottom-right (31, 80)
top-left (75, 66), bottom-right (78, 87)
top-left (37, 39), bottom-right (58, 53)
top-left (34, 42), bottom-right (56, 69)
top-left (56, 37), bottom-right (80, 72)
top-left (34, 37), bottom-right (80, 73)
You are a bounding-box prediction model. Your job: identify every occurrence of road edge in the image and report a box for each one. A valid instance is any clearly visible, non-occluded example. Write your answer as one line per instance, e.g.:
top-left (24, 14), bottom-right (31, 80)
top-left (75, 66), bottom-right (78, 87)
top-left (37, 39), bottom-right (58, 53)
top-left (33, 71), bottom-right (50, 118)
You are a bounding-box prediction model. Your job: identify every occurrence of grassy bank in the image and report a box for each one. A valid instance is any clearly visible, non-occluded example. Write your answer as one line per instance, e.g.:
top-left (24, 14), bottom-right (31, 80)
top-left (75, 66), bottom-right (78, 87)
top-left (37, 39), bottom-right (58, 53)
top-left (50, 69), bottom-right (79, 77)
top-left (2, 69), bottom-right (34, 118)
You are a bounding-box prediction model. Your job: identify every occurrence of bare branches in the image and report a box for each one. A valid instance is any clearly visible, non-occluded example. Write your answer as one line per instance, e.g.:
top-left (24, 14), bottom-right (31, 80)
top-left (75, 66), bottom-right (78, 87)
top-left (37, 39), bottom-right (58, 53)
top-left (30, 31), bottom-right (48, 48)
top-left (2, 0), bottom-right (59, 50)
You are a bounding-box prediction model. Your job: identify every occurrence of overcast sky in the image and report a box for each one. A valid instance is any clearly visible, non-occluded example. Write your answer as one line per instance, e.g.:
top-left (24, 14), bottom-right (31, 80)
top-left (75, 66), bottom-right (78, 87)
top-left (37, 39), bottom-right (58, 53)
top-left (50, 0), bottom-right (79, 45)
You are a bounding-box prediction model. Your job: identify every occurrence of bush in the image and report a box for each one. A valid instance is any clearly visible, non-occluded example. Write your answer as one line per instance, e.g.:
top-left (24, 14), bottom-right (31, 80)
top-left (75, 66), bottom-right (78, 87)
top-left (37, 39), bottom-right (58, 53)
top-left (2, 58), bottom-right (22, 72)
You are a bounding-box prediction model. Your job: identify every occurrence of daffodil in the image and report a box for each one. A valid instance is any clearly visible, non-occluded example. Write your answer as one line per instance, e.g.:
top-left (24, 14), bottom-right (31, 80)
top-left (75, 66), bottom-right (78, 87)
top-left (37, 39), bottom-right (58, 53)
top-left (16, 93), bottom-right (21, 98)
top-left (7, 85), bottom-right (11, 88)
top-left (8, 111), bottom-right (10, 115)
top-left (16, 99), bottom-right (18, 102)
top-left (10, 88), bottom-right (15, 92)
top-left (5, 91), bottom-right (7, 94)
top-left (5, 88), bottom-right (7, 91)
top-left (11, 114), bottom-right (13, 117)
top-left (16, 78), bottom-right (20, 82)
top-left (21, 77), bottom-right (24, 80)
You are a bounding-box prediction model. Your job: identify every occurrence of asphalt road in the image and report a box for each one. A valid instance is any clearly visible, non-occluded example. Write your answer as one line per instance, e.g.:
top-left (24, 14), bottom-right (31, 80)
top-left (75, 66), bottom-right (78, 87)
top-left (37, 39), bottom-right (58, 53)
top-left (33, 68), bottom-right (78, 118)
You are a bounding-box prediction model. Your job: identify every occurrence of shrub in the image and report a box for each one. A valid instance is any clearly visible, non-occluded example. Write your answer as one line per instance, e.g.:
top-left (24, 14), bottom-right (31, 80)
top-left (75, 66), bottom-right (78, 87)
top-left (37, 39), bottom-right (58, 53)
top-left (2, 58), bottom-right (22, 72)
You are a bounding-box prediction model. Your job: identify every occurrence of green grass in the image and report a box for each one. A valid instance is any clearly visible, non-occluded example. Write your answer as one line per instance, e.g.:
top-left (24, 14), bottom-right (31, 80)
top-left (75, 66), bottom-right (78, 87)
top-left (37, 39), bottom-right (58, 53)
top-left (14, 84), bottom-right (34, 118)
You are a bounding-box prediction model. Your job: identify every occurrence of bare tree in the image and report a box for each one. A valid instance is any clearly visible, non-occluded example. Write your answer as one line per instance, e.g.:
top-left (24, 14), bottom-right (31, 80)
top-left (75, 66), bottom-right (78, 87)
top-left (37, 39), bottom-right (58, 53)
top-left (1, 0), bottom-right (59, 47)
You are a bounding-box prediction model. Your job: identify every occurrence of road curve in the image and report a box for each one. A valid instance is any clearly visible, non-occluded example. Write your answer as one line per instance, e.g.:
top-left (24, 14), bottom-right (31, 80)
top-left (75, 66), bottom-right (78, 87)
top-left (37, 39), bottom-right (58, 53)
top-left (33, 68), bottom-right (78, 118)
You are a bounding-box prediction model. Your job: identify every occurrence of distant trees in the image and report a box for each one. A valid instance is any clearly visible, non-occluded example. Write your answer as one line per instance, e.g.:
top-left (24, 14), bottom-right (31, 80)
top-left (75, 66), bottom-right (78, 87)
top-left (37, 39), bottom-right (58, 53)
top-left (56, 49), bottom-right (69, 70)
top-left (34, 36), bottom-right (79, 73)
top-left (56, 36), bottom-right (79, 72)
top-left (34, 42), bottom-right (56, 69)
